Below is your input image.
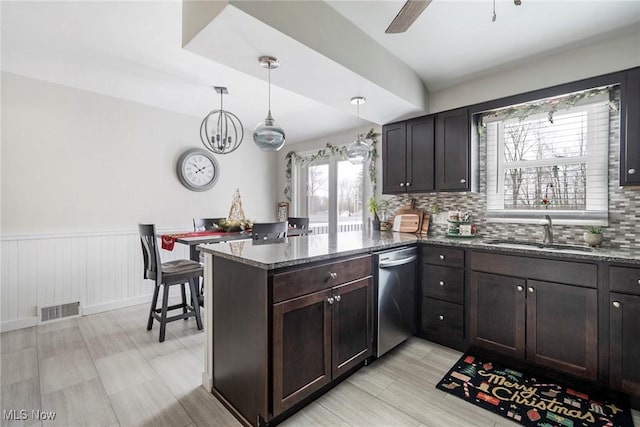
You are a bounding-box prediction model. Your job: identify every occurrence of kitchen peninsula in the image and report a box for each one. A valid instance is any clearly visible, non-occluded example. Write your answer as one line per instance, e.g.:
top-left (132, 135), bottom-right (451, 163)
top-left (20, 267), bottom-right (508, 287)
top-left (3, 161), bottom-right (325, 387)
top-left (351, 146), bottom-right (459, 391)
top-left (198, 231), bottom-right (419, 427)
top-left (199, 231), bottom-right (640, 426)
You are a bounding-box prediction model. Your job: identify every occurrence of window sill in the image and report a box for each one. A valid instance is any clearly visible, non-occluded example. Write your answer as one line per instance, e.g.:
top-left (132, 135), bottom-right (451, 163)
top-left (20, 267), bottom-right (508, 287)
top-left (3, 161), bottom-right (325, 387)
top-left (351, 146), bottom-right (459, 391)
top-left (486, 210), bottom-right (608, 226)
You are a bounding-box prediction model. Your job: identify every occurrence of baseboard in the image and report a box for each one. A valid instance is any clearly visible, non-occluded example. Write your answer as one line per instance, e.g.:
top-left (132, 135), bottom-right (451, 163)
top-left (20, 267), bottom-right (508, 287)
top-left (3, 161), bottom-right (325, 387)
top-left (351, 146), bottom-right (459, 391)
top-left (202, 372), bottom-right (213, 391)
top-left (82, 294), bottom-right (154, 316)
top-left (1, 316), bottom-right (38, 332)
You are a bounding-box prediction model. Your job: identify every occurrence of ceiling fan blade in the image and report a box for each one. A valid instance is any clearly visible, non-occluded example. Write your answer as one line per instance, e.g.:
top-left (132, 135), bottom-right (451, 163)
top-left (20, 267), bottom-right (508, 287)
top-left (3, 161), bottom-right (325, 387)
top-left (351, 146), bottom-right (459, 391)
top-left (385, 0), bottom-right (432, 34)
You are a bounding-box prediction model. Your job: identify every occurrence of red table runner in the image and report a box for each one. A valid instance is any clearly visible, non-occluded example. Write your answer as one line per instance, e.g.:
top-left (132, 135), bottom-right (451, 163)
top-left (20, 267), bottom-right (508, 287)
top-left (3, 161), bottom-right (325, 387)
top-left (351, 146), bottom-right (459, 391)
top-left (161, 231), bottom-right (229, 251)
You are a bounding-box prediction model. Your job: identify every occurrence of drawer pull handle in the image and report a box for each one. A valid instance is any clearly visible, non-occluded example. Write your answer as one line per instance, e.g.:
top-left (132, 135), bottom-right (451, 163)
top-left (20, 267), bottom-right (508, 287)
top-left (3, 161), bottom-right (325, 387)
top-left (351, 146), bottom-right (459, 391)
top-left (629, 168), bottom-right (637, 175)
top-left (329, 272), bottom-right (338, 280)
top-left (637, 278), bottom-right (640, 285)
top-left (438, 315), bottom-right (444, 321)
top-left (334, 295), bottom-right (341, 302)
top-left (327, 297), bottom-right (335, 305)
top-left (439, 281), bottom-right (445, 286)
top-left (516, 285), bottom-right (524, 292)
top-left (439, 254), bottom-right (445, 260)
top-left (612, 301), bottom-right (621, 308)
top-left (528, 287), bottom-right (535, 293)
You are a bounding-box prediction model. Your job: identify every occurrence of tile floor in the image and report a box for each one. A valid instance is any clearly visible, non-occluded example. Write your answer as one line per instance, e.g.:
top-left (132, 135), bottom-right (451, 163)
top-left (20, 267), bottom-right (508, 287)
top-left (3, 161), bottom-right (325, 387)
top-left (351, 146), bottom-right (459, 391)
top-left (1, 303), bottom-right (638, 427)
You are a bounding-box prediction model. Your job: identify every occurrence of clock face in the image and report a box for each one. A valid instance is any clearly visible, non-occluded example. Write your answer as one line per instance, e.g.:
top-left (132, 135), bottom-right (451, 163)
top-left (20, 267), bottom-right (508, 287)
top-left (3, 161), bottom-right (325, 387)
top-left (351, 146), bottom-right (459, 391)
top-left (177, 148), bottom-right (220, 191)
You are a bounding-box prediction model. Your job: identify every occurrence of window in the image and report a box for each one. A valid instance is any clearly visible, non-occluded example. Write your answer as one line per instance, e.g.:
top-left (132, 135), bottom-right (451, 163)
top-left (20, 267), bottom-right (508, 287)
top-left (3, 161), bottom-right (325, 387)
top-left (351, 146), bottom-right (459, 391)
top-left (481, 88), bottom-right (612, 225)
top-left (293, 155), bottom-right (365, 234)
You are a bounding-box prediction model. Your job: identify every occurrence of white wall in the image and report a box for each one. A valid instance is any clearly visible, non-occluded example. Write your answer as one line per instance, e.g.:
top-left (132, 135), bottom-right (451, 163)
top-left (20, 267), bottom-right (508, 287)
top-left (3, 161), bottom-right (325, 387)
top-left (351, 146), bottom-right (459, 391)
top-left (1, 72), bottom-right (277, 330)
top-left (429, 29), bottom-right (640, 113)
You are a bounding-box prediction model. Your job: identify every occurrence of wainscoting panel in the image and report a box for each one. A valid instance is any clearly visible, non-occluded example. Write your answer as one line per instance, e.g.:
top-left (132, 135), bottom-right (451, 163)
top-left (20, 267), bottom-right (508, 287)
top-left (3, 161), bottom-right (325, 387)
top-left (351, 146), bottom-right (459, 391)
top-left (1, 230), bottom-right (192, 332)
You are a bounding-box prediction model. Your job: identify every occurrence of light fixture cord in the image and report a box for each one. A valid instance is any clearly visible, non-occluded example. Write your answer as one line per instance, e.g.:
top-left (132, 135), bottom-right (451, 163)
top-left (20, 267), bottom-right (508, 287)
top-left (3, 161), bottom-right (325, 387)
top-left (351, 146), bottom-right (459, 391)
top-left (268, 63), bottom-right (272, 113)
top-left (356, 100), bottom-right (361, 140)
top-left (492, 0), bottom-right (496, 22)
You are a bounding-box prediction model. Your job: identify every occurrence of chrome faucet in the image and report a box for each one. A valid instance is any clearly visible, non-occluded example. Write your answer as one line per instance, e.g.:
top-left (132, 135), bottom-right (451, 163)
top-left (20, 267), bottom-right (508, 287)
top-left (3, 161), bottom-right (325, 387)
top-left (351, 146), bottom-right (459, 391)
top-left (540, 215), bottom-right (554, 245)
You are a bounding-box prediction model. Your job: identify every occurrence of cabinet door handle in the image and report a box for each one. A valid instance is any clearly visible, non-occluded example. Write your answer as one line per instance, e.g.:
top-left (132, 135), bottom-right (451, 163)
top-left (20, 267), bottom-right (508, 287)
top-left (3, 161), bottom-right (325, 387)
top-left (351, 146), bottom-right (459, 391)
top-left (636, 278), bottom-right (640, 285)
top-left (439, 254), bottom-right (445, 260)
top-left (516, 285), bottom-right (524, 292)
top-left (612, 301), bottom-right (621, 308)
top-left (399, 182), bottom-right (405, 187)
top-left (327, 297), bottom-right (335, 305)
top-left (438, 315), bottom-right (444, 321)
top-left (629, 168), bottom-right (637, 175)
top-left (439, 280), bottom-right (445, 286)
top-left (406, 182), bottom-right (411, 186)
top-left (334, 295), bottom-right (341, 302)
top-left (329, 272), bottom-right (338, 280)
top-left (460, 178), bottom-right (466, 184)
top-left (528, 287), bottom-right (535, 293)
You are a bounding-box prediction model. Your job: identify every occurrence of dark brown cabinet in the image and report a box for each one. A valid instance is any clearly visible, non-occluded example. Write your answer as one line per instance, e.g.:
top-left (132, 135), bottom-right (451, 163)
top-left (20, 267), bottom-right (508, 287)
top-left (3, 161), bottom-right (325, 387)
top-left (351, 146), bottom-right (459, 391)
top-left (272, 261), bottom-right (372, 416)
top-left (609, 265), bottom-right (640, 397)
top-left (470, 253), bottom-right (598, 381)
top-left (273, 289), bottom-right (332, 415)
top-left (382, 116), bottom-right (435, 194)
top-left (382, 108), bottom-right (470, 194)
top-left (621, 67), bottom-right (640, 186)
top-left (419, 246), bottom-right (465, 350)
top-left (436, 107), bottom-right (470, 191)
top-left (470, 272), bottom-right (526, 359)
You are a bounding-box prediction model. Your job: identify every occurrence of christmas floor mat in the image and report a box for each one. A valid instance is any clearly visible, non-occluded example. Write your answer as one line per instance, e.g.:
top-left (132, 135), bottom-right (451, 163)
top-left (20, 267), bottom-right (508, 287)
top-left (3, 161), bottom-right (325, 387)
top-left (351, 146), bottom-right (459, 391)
top-left (436, 353), bottom-right (634, 427)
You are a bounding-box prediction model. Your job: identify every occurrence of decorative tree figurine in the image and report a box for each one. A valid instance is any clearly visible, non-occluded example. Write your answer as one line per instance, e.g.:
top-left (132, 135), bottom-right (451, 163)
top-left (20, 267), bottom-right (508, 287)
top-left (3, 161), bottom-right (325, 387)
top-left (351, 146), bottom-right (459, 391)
top-left (228, 188), bottom-right (246, 221)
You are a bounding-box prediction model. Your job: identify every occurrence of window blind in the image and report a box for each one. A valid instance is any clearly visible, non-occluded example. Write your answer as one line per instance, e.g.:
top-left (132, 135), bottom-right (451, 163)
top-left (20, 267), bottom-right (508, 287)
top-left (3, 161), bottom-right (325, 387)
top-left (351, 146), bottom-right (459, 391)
top-left (482, 88), bottom-right (613, 225)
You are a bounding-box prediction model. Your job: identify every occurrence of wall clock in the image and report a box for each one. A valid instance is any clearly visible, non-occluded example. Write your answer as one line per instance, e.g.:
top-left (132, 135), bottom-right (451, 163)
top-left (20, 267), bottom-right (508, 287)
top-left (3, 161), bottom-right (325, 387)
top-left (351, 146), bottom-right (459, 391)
top-left (176, 148), bottom-right (220, 191)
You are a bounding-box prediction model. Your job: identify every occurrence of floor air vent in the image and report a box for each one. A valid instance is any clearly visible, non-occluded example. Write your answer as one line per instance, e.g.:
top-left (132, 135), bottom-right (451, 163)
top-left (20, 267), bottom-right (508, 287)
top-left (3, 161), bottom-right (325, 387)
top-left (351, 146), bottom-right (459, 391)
top-left (39, 301), bottom-right (81, 322)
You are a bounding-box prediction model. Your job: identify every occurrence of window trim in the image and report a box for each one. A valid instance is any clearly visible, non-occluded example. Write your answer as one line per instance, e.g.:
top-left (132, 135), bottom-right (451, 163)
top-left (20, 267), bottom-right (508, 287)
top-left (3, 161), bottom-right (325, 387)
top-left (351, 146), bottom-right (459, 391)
top-left (483, 94), bottom-right (610, 226)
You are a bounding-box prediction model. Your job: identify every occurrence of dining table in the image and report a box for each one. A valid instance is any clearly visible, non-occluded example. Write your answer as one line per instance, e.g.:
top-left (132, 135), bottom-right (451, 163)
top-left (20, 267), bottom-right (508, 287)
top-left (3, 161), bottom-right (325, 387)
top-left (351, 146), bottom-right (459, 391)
top-left (162, 228), bottom-right (312, 262)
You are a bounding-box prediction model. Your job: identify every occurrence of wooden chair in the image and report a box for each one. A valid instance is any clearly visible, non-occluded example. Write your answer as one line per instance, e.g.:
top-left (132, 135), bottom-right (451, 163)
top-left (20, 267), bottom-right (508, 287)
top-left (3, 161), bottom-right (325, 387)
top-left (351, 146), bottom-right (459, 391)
top-left (193, 217), bottom-right (224, 232)
top-left (192, 218), bottom-right (224, 306)
top-left (252, 222), bottom-right (288, 241)
top-left (287, 217), bottom-right (309, 230)
top-left (138, 224), bottom-right (203, 342)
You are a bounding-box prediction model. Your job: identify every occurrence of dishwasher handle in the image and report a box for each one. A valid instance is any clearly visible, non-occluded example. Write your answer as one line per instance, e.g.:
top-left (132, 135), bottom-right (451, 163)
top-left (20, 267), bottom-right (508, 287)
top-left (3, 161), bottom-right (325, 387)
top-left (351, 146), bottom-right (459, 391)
top-left (378, 255), bottom-right (417, 268)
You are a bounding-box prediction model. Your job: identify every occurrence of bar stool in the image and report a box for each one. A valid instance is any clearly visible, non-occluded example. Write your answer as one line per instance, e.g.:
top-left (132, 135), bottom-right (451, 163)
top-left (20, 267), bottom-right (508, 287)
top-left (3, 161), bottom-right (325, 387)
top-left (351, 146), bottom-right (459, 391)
top-left (138, 224), bottom-right (203, 342)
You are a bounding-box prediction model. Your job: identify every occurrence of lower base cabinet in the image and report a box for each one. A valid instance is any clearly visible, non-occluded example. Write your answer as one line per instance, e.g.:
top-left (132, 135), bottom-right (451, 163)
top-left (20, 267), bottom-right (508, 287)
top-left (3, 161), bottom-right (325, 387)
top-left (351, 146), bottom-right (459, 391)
top-left (610, 293), bottom-right (640, 396)
top-left (470, 270), bottom-right (598, 380)
top-left (272, 277), bottom-right (372, 416)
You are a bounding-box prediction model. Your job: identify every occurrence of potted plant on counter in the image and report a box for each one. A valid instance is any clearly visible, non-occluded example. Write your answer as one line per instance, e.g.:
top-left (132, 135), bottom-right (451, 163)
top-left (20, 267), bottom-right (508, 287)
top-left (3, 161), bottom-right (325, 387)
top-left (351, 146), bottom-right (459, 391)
top-left (583, 226), bottom-right (603, 247)
top-left (367, 196), bottom-right (389, 231)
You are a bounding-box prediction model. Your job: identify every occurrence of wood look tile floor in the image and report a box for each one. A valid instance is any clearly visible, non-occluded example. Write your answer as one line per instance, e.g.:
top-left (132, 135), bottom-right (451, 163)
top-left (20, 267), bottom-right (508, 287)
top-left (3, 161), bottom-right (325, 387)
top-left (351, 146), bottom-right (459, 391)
top-left (2, 303), bottom-right (639, 427)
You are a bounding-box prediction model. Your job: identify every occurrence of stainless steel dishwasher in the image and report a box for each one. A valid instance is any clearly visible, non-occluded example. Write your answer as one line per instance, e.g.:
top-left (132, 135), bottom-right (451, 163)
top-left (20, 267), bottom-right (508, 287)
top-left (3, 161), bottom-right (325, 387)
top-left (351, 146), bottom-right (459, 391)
top-left (374, 246), bottom-right (418, 357)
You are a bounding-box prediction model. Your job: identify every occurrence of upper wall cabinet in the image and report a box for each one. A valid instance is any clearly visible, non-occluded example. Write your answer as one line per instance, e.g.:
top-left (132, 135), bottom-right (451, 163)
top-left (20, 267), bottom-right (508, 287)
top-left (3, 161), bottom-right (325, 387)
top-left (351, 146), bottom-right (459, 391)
top-left (621, 67), bottom-right (640, 186)
top-left (382, 116), bottom-right (435, 194)
top-left (435, 107), bottom-right (470, 191)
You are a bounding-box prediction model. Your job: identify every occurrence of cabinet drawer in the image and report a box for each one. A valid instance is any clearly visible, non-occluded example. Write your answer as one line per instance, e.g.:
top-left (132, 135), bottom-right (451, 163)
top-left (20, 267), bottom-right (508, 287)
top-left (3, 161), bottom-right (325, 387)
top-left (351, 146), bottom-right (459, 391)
top-left (421, 298), bottom-right (463, 341)
top-left (421, 265), bottom-right (464, 304)
top-left (273, 255), bottom-right (372, 303)
top-left (471, 252), bottom-right (597, 288)
top-left (422, 246), bottom-right (464, 268)
top-left (610, 266), bottom-right (640, 296)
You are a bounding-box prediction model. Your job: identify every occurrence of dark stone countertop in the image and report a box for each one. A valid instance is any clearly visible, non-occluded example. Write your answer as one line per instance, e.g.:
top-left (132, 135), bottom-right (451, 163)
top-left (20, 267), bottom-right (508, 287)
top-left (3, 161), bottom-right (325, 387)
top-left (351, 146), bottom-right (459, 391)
top-left (198, 231), bottom-right (640, 270)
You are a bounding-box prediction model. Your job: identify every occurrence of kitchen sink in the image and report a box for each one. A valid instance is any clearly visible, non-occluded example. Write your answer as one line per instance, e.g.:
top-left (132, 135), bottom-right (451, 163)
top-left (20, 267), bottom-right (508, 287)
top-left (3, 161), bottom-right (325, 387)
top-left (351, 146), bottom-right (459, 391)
top-left (482, 239), bottom-right (593, 252)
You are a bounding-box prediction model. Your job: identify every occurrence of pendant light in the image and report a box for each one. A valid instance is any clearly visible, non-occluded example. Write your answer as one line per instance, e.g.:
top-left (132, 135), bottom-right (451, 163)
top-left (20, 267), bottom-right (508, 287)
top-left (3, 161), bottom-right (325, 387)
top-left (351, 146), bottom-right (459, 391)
top-left (346, 96), bottom-right (370, 164)
top-left (200, 86), bottom-right (244, 155)
top-left (253, 56), bottom-right (286, 151)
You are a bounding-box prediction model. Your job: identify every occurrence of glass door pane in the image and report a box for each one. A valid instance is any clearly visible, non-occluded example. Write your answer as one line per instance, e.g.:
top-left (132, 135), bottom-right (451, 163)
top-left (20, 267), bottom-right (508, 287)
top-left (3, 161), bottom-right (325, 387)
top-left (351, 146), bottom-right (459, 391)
top-left (307, 163), bottom-right (329, 232)
top-left (337, 160), bottom-right (364, 232)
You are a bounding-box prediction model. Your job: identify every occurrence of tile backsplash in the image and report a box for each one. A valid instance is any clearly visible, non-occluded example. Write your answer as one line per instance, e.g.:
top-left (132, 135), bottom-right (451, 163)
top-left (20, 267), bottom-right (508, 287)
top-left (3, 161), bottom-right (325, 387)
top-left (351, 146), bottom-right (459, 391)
top-left (385, 89), bottom-right (640, 250)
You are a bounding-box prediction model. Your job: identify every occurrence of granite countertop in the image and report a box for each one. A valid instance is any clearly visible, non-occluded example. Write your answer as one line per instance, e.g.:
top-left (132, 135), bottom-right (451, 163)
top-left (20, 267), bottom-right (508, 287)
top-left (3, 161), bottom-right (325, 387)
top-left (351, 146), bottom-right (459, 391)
top-left (197, 231), bottom-right (419, 269)
top-left (419, 235), bottom-right (640, 265)
top-left (198, 231), bottom-right (640, 270)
